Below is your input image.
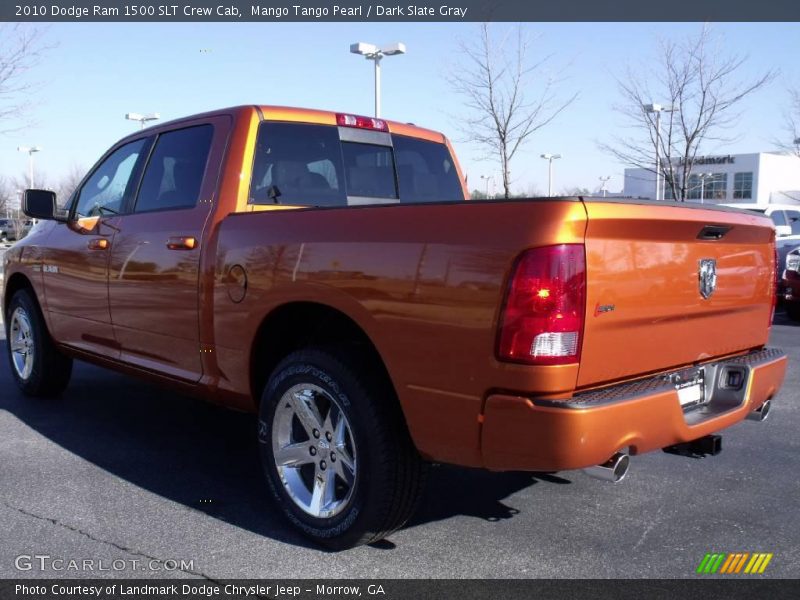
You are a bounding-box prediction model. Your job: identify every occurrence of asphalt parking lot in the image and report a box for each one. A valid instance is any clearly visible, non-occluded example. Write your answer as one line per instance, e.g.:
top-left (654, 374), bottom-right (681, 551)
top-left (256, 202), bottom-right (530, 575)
top-left (0, 313), bottom-right (797, 580)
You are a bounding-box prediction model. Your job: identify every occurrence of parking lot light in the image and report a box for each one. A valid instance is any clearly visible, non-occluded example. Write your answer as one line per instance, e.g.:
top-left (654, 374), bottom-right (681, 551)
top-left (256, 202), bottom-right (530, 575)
top-left (17, 145), bottom-right (42, 188)
top-left (350, 41), bottom-right (406, 118)
top-left (540, 153), bottom-right (562, 197)
top-left (125, 112), bottom-right (160, 129)
top-left (644, 103), bottom-right (678, 200)
top-left (599, 176), bottom-right (611, 197)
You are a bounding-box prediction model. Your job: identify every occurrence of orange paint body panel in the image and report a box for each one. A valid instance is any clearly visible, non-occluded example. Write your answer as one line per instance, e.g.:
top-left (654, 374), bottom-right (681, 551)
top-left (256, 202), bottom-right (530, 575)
top-left (2, 104), bottom-right (787, 474)
top-left (482, 355), bottom-right (786, 471)
top-left (579, 200), bottom-right (775, 388)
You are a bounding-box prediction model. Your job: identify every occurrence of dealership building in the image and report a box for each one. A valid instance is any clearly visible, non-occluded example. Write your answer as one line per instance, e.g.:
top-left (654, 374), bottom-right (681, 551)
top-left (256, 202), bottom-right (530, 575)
top-left (623, 152), bottom-right (800, 204)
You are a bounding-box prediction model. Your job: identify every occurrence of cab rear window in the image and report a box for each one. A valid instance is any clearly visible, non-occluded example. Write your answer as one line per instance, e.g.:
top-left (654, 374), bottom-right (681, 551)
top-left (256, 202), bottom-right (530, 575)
top-left (393, 135), bottom-right (465, 203)
top-left (249, 122), bottom-right (463, 207)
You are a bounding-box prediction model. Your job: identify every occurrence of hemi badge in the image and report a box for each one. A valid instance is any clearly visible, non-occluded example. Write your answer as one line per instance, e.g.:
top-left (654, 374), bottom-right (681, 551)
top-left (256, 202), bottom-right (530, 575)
top-left (594, 303), bottom-right (615, 316)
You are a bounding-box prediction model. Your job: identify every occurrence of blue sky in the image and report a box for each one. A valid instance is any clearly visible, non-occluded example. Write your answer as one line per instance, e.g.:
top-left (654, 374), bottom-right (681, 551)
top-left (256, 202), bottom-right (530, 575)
top-left (1, 21), bottom-right (798, 197)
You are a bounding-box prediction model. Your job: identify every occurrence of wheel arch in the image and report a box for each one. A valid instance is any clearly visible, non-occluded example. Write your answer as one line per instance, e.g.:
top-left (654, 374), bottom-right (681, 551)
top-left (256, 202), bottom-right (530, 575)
top-left (3, 272), bottom-right (37, 319)
top-left (249, 301), bottom-right (401, 413)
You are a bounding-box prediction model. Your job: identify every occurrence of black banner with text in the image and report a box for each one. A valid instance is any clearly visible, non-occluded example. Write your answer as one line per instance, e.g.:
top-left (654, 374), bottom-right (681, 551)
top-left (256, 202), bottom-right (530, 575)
top-left (3, 0), bottom-right (800, 22)
top-left (1, 579), bottom-right (799, 600)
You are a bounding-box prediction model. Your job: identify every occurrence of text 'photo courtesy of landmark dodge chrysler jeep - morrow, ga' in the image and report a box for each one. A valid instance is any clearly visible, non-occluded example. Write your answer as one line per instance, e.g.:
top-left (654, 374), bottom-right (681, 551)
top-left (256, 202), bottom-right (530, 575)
top-left (2, 105), bottom-right (787, 549)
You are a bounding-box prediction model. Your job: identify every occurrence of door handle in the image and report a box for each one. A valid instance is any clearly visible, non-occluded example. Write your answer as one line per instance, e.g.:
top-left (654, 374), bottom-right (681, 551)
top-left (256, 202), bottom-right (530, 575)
top-left (166, 236), bottom-right (198, 250)
top-left (88, 238), bottom-right (109, 250)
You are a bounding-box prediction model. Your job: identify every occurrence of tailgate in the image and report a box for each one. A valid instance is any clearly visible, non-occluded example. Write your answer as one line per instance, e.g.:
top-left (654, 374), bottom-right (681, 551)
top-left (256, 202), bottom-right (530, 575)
top-left (577, 200), bottom-right (775, 388)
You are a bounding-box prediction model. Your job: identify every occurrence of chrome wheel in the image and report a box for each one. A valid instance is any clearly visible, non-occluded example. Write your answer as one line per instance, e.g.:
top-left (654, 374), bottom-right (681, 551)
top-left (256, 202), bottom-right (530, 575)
top-left (9, 307), bottom-right (35, 380)
top-left (272, 383), bottom-right (357, 518)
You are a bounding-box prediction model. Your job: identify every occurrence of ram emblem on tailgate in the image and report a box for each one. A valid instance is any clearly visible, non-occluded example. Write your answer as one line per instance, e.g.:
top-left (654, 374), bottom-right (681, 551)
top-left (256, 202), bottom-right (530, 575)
top-left (699, 259), bottom-right (717, 299)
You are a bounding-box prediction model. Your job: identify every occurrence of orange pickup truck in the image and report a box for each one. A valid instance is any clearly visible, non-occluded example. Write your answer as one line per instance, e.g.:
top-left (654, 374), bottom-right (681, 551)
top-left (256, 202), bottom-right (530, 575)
top-left (3, 105), bottom-right (787, 548)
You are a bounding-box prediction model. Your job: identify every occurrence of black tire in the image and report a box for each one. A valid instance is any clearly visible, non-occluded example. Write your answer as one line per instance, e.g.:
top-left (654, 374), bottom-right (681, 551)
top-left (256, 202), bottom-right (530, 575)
top-left (258, 346), bottom-right (427, 550)
top-left (5, 288), bottom-right (72, 397)
top-left (787, 302), bottom-right (800, 322)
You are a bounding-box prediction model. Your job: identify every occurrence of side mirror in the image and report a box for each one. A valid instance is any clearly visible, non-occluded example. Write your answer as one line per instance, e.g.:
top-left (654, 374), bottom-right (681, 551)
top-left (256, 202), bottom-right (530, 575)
top-left (775, 224), bottom-right (792, 238)
top-left (23, 189), bottom-right (61, 221)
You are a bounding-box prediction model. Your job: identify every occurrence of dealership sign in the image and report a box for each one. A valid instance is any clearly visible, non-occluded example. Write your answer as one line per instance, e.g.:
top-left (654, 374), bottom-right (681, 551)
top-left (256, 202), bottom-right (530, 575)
top-left (677, 155), bottom-right (736, 166)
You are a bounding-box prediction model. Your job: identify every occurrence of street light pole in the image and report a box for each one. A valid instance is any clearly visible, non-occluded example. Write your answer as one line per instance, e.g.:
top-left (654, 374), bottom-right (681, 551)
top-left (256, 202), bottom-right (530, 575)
top-left (540, 154), bottom-right (562, 197)
top-left (17, 146), bottom-right (42, 188)
top-left (374, 55), bottom-right (381, 117)
top-left (644, 103), bottom-right (678, 201)
top-left (125, 112), bottom-right (160, 129)
top-left (698, 172), bottom-right (713, 204)
top-left (599, 176), bottom-right (611, 197)
top-left (700, 175), bottom-right (705, 204)
top-left (350, 42), bottom-right (406, 118)
top-left (480, 175), bottom-right (494, 197)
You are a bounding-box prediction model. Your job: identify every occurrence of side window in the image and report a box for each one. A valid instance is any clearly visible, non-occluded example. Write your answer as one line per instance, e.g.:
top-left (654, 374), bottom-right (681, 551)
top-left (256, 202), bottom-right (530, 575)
top-left (134, 125), bottom-right (213, 213)
top-left (770, 211), bottom-right (787, 227)
top-left (250, 122), bottom-right (346, 207)
top-left (785, 211), bottom-right (800, 235)
top-left (75, 139), bottom-right (147, 218)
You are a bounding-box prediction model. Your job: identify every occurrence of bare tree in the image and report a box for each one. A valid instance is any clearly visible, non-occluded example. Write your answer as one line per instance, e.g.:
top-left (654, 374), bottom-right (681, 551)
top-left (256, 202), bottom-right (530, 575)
top-left (448, 24), bottom-right (576, 198)
top-left (785, 87), bottom-right (800, 157)
top-left (560, 186), bottom-right (592, 197)
top-left (602, 26), bottom-right (774, 201)
top-left (53, 164), bottom-right (86, 205)
top-left (0, 176), bottom-right (13, 215)
top-left (0, 176), bottom-right (29, 242)
top-left (0, 24), bottom-right (48, 133)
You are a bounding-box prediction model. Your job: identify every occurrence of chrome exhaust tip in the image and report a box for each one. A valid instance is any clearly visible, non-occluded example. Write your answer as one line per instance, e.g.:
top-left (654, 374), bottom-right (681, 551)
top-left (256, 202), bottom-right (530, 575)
top-left (583, 452), bottom-right (630, 483)
top-left (746, 399), bottom-right (771, 422)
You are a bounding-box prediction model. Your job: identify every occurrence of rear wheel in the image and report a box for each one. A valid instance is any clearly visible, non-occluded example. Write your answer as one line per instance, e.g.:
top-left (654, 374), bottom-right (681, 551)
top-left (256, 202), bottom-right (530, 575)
top-left (258, 347), bottom-right (426, 549)
top-left (5, 289), bottom-right (72, 397)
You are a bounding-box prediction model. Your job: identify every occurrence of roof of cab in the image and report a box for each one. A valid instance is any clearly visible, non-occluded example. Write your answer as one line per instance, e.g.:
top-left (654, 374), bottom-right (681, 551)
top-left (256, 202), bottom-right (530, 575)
top-left (256, 104), bottom-right (447, 143)
top-left (114, 104), bottom-right (449, 146)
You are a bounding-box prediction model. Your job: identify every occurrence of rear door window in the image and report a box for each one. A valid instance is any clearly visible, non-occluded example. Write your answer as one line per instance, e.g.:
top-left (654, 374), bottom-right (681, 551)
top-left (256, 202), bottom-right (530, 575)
top-left (134, 125), bottom-right (213, 213)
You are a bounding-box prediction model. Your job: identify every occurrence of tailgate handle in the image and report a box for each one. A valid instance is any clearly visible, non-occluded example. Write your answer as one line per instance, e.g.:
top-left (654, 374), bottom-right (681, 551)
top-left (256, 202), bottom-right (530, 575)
top-left (697, 225), bottom-right (731, 240)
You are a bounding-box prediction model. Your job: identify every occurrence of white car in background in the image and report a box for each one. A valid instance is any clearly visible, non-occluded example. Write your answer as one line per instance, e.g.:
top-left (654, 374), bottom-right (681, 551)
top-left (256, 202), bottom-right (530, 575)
top-left (0, 218), bottom-right (34, 243)
top-left (720, 203), bottom-right (800, 239)
top-left (721, 203), bottom-right (800, 286)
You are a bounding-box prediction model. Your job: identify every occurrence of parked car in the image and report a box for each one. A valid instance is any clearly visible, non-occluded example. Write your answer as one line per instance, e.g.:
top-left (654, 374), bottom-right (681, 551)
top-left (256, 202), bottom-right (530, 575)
top-left (721, 203), bottom-right (800, 296)
top-left (782, 247), bottom-right (800, 321)
top-left (0, 218), bottom-right (12, 241)
top-left (3, 105), bottom-right (787, 549)
top-left (0, 218), bottom-right (34, 242)
top-left (720, 203), bottom-right (800, 242)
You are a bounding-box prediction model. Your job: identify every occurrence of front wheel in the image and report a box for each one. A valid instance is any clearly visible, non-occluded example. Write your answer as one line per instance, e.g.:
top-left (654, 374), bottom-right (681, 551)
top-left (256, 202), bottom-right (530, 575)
top-left (5, 289), bottom-right (73, 397)
top-left (258, 347), bottom-right (426, 549)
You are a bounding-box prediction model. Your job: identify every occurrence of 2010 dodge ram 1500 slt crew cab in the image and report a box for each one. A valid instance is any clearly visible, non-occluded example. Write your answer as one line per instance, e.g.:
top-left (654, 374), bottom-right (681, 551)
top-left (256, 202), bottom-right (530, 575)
top-left (3, 105), bottom-right (787, 549)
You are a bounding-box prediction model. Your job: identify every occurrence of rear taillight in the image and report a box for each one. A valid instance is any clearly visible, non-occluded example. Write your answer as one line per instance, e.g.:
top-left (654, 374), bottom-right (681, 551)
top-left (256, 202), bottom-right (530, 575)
top-left (787, 250), bottom-right (800, 273)
top-left (770, 244), bottom-right (778, 327)
top-left (336, 113), bottom-right (388, 131)
top-left (497, 244), bottom-right (586, 365)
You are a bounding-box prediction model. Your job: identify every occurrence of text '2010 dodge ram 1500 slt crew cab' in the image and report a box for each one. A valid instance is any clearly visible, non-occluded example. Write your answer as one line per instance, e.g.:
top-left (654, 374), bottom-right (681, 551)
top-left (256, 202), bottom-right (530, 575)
top-left (3, 105), bottom-right (787, 549)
